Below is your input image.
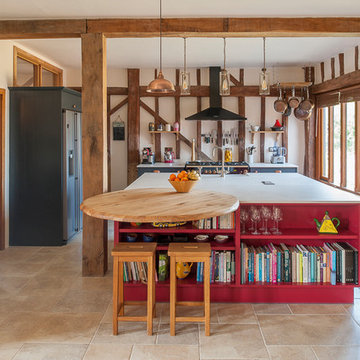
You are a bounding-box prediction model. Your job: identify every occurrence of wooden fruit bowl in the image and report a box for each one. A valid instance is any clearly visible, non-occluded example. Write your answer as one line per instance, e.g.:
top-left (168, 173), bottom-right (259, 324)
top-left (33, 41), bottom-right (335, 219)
top-left (168, 179), bottom-right (198, 193)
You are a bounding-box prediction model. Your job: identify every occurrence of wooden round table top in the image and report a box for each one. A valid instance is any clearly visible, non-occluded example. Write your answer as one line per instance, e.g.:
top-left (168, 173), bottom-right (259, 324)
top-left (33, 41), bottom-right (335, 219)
top-left (80, 188), bottom-right (239, 223)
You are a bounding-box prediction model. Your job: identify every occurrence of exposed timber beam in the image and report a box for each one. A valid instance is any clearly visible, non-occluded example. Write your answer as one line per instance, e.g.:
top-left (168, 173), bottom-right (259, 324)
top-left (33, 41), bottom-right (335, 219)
top-left (1, 17), bottom-right (360, 39)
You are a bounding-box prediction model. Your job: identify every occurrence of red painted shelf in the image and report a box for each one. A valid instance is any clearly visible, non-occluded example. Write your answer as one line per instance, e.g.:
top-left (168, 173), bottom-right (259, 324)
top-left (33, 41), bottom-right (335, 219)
top-left (240, 228), bottom-right (358, 240)
top-left (119, 222), bottom-right (235, 234)
top-left (156, 241), bottom-right (235, 251)
top-left (240, 282), bottom-right (356, 288)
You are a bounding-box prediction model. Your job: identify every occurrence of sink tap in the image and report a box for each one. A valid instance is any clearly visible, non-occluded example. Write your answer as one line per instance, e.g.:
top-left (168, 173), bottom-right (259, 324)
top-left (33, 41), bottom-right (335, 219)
top-left (212, 145), bottom-right (226, 177)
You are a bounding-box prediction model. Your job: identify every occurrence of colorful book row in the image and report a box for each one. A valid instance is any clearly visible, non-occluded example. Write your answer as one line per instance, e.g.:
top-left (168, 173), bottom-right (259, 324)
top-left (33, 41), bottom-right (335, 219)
top-left (197, 250), bottom-right (235, 283)
top-left (241, 242), bottom-right (358, 285)
top-left (192, 213), bottom-right (235, 230)
top-left (123, 262), bottom-right (150, 283)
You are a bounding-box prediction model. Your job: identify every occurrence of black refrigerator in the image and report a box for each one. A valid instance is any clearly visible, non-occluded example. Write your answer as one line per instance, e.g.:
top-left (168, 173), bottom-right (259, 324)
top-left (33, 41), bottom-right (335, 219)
top-left (9, 87), bottom-right (82, 246)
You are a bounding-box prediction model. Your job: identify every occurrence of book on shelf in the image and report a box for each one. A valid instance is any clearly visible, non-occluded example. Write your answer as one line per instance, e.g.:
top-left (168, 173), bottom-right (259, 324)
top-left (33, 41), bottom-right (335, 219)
top-left (192, 213), bottom-right (235, 230)
top-left (123, 261), bottom-right (148, 283)
top-left (196, 250), bottom-right (235, 284)
top-left (240, 241), bottom-right (358, 285)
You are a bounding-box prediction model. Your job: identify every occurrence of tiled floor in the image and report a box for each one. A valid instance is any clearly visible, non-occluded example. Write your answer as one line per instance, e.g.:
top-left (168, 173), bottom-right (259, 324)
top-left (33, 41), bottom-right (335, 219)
top-left (1, 232), bottom-right (360, 360)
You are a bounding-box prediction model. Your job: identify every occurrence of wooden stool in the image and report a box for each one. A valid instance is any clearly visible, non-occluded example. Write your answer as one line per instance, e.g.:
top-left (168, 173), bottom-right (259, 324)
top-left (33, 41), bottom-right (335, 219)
top-left (168, 242), bottom-right (211, 336)
top-left (111, 242), bottom-right (156, 336)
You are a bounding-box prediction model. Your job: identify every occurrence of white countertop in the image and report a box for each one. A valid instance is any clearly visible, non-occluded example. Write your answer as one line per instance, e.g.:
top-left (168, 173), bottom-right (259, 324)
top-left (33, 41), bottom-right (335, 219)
top-left (126, 173), bottom-right (360, 203)
top-left (137, 161), bottom-right (297, 168)
top-left (137, 161), bottom-right (186, 168)
top-left (250, 162), bottom-right (298, 168)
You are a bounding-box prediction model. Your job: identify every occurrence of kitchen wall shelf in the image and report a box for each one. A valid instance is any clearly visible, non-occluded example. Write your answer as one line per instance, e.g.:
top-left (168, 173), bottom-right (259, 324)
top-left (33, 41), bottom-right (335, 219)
top-left (279, 82), bottom-right (312, 88)
top-left (250, 130), bottom-right (284, 143)
top-left (149, 130), bottom-right (179, 143)
top-left (114, 203), bottom-right (360, 303)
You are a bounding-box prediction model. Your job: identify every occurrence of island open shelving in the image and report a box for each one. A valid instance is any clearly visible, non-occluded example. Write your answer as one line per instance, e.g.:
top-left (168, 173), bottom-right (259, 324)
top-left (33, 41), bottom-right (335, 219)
top-left (114, 202), bottom-right (360, 303)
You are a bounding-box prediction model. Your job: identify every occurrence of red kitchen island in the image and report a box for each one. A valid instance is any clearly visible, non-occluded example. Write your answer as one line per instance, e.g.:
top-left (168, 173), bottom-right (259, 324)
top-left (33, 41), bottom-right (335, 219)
top-left (82, 172), bottom-right (360, 303)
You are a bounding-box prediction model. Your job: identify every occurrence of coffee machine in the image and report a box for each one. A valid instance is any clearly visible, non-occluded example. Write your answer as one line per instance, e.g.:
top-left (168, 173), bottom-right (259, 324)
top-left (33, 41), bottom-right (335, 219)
top-left (164, 147), bottom-right (175, 163)
top-left (269, 146), bottom-right (287, 164)
top-left (141, 147), bottom-right (155, 164)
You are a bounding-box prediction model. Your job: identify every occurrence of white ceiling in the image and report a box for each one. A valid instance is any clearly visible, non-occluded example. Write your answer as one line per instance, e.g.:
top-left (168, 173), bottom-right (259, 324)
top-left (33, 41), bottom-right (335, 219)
top-left (4, 0), bottom-right (360, 69)
top-left (0, 0), bottom-right (360, 19)
top-left (13, 37), bottom-right (360, 69)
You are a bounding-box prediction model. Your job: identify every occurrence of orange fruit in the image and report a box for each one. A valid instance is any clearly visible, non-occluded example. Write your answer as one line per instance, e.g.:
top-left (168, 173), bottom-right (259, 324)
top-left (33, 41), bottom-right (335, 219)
top-left (177, 173), bottom-right (183, 179)
top-left (174, 178), bottom-right (180, 182)
top-left (169, 174), bottom-right (176, 181)
top-left (180, 170), bottom-right (187, 176)
top-left (181, 177), bottom-right (189, 181)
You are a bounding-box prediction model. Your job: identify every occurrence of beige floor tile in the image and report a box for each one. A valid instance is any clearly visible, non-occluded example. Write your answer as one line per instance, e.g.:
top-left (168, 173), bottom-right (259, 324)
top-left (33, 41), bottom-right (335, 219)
top-left (53, 289), bottom-right (111, 313)
top-left (199, 324), bottom-right (268, 359)
top-left (312, 345), bottom-right (360, 360)
top-left (160, 303), bottom-right (219, 324)
top-left (217, 303), bottom-right (257, 324)
top-left (157, 323), bottom-right (199, 345)
top-left (101, 303), bottom-right (161, 324)
top-left (92, 322), bottom-right (157, 345)
top-left (0, 277), bottom-right (30, 299)
top-left (344, 301), bottom-right (360, 325)
top-left (253, 304), bottom-right (292, 315)
top-left (258, 314), bottom-right (360, 345)
top-left (83, 343), bottom-right (133, 360)
top-left (12, 293), bottom-right (68, 313)
top-left (12, 343), bottom-right (87, 360)
top-left (0, 247), bottom-right (42, 263)
top-left (267, 345), bottom-right (316, 360)
top-left (0, 343), bottom-right (23, 360)
top-left (0, 262), bottom-right (47, 277)
top-left (69, 276), bottom-right (113, 292)
top-left (289, 304), bottom-right (347, 315)
top-left (131, 345), bottom-right (199, 360)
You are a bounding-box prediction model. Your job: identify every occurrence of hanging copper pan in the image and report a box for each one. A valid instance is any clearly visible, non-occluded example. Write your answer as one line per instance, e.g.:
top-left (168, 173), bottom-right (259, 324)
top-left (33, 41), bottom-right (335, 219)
top-left (299, 87), bottom-right (315, 111)
top-left (294, 106), bottom-right (312, 121)
top-left (288, 86), bottom-right (300, 109)
top-left (273, 88), bottom-right (287, 114)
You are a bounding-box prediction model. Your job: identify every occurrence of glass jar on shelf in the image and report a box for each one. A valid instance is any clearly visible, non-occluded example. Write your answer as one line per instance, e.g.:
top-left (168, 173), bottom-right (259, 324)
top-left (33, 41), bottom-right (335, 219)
top-left (224, 148), bottom-right (232, 162)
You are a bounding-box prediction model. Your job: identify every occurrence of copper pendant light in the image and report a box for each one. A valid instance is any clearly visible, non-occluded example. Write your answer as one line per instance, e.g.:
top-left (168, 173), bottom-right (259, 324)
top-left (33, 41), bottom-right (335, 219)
top-left (146, 0), bottom-right (175, 93)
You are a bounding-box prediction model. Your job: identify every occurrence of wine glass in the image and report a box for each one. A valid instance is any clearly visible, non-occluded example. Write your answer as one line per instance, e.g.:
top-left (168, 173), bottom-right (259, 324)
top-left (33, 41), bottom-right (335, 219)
top-left (250, 207), bottom-right (261, 235)
top-left (260, 206), bottom-right (272, 235)
top-left (272, 207), bottom-right (283, 235)
top-left (240, 208), bottom-right (249, 234)
top-left (259, 205), bottom-right (267, 231)
top-left (248, 206), bottom-right (256, 231)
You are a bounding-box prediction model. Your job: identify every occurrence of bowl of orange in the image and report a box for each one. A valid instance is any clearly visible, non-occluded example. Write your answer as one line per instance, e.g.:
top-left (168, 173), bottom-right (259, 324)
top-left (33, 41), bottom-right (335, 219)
top-left (168, 170), bottom-right (199, 193)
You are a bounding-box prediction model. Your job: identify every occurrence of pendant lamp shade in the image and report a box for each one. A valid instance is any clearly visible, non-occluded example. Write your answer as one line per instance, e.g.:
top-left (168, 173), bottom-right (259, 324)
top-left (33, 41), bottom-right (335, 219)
top-left (259, 37), bottom-right (270, 95)
top-left (146, 0), bottom-right (175, 93)
top-left (219, 38), bottom-right (230, 96)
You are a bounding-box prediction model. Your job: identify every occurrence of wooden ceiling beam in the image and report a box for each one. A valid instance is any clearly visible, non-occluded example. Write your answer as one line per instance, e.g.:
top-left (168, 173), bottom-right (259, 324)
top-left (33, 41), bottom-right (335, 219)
top-left (0, 19), bottom-right (86, 39)
top-left (1, 17), bottom-right (360, 39)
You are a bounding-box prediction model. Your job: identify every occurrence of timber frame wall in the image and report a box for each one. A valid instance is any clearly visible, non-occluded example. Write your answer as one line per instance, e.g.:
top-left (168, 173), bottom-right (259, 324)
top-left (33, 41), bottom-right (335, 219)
top-left (1, 16), bottom-right (360, 274)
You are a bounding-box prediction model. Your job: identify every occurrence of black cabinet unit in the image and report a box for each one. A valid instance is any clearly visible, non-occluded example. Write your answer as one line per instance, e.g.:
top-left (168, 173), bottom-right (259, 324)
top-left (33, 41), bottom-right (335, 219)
top-left (9, 87), bottom-right (82, 246)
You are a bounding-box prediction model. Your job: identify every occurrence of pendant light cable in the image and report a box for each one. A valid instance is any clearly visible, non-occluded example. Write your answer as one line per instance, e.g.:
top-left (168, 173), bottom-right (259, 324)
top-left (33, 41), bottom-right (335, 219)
top-left (223, 38), bottom-right (226, 70)
top-left (159, 0), bottom-right (162, 72)
top-left (183, 37), bottom-right (187, 72)
top-left (263, 37), bottom-right (266, 71)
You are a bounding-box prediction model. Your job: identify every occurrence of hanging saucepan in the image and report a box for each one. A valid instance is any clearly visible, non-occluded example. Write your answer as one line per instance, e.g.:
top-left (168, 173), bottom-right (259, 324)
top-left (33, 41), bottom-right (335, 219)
top-left (294, 106), bottom-right (312, 121)
top-left (273, 88), bottom-right (287, 114)
top-left (283, 104), bottom-right (292, 117)
top-left (299, 87), bottom-right (315, 111)
top-left (288, 86), bottom-right (300, 109)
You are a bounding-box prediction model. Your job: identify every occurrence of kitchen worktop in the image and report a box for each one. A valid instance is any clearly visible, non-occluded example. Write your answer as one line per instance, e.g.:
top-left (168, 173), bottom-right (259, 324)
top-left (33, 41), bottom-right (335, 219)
top-left (137, 161), bottom-right (186, 168)
top-left (249, 162), bottom-right (298, 168)
top-left (126, 172), bottom-right (360, 203)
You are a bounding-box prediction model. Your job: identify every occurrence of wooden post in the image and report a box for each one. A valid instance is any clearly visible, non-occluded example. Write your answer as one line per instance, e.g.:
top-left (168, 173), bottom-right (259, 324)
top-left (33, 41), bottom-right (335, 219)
top-left (356, 46), bottom-right (359, 71)
top-left (238, 69), bottom-right (245, 161)
top-left (127, 69), bottom-right (140, 184)
top-left (107, 94), bottom-right (111, 191)
top-left (320, 62), bottom-right (325, 83)
top-left (331, 57), bottom-right (336, 79)
top-left (81, 33), bottom-right (108, 276)
top-left (282, 114), bottom-right (288, 162)
top-left (260, 96), bottom-right (266, 162)
top-left (175, 69), bottom-right (181, 159)
top-left (339, 53), bottom-right (345, 76)
top-left (0, 89), bottom-right (5, 250)
top-left (196, 69), bottom-right (202, 159)
top-left (154, 69), bottom-right (161, 162)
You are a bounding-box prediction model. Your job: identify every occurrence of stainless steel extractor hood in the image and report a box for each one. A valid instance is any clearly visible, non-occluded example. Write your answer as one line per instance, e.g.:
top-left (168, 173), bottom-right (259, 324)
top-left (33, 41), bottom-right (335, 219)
top-left (185, 66), bottom-right (247, 121)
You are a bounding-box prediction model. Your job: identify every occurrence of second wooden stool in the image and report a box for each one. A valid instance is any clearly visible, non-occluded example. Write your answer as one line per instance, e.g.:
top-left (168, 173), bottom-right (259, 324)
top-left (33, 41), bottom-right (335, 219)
top-left (111, 242), bottom-right (156, 336)
top-left (168, 242), bottom-right (211, 336)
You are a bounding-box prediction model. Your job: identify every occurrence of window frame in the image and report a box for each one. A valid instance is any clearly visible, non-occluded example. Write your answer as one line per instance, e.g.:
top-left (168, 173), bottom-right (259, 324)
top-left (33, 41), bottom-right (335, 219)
top-left (316, 99), bottom-right (360, 194)
top-left (13, 46), bottom-right (63, 87)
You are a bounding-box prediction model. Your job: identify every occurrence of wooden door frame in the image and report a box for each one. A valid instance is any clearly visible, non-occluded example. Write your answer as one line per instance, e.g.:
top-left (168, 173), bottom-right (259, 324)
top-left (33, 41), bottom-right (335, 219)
top-left (0, 89), bottom-right (5, 250)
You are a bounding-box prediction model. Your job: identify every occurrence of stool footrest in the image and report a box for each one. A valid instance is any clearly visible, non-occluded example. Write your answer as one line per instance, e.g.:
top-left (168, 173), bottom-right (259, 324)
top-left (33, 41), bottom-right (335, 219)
top-left (117, 315), bottom-right (147, 322)
top-left (176, 301), bottom-right (204, 307)
top-left (175, 316), bottom-right (205, 322)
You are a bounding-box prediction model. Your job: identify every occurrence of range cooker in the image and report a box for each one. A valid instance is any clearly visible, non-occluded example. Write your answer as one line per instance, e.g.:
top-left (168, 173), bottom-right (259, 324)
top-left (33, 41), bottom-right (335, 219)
top-left (185, 161), bottom-right (250, 175)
